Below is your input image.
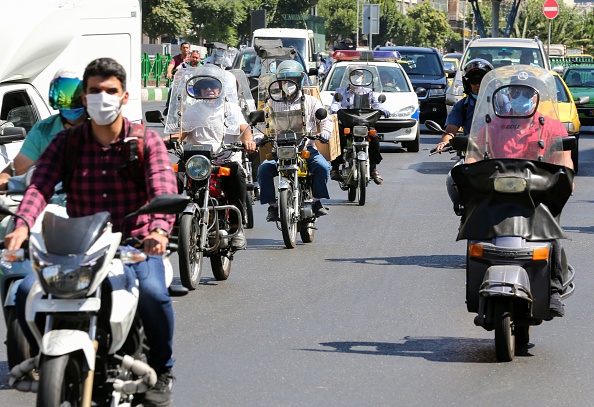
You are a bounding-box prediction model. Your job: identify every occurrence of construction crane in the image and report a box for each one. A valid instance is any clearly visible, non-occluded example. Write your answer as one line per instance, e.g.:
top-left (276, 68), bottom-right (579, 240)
top-left (468, 0), bottom-right (524, 38)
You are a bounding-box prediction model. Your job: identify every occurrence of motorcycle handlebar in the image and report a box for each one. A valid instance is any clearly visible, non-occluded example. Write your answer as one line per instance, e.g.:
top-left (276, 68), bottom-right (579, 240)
top-left (429, 145), bottom-right (454, 156)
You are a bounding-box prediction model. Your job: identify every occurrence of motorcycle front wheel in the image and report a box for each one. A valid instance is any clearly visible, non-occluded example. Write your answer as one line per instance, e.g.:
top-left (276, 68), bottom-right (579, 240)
top-left (211, 254), bottom-right (232, 280)
top-left (279, 187), bottom-right (297, 249)
top-left (37, 353), bottom-right (84, 407)
top-left (178, 212), bottom-right (204, 290)
top-left (358, 160), bottom-right (367, 206)
top-left (494, 300), bottom-right (515, 362)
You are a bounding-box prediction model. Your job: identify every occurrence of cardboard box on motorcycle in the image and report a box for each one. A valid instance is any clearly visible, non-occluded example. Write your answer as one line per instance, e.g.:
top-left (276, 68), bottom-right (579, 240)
top-left (258, 86), bottom-right (341, 163)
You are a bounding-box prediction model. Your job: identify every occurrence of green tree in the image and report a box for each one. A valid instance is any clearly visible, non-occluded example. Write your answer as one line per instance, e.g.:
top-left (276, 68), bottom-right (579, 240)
top-left (318, 0), bottom-right (357, 43)
top-left (189, 0), bottom-right (247, 46)
top-left (407, 1), bottom-right (460, 48)
top-left (142, 0), bottom-right (192, 41)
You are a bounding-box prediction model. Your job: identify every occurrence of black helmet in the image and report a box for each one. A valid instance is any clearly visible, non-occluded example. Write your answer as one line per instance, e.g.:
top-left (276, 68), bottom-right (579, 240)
top-left (462, 58), bottom-right (494, 96)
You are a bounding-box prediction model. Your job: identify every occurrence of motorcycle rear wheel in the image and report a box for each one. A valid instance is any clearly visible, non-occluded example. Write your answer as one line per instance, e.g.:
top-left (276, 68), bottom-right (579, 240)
top-left (358, 160), bottom-right (367, 206)
top-left (494, 300), bottom-right (515, 362)
top-left (211, 254), bottom-right (232, 280)
top-left (347, 186), bottom-right (356, 202)
top-left (37, 353), bottom-right (84, 407)
top-left (279, 188), bottom-right (297, 249)
top-left (178, 212), bottom-right (204, 290)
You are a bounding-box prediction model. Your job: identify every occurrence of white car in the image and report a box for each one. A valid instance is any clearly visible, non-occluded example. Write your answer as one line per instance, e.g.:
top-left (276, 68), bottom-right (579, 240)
top-left (320, 50), bottom-right (421, 152)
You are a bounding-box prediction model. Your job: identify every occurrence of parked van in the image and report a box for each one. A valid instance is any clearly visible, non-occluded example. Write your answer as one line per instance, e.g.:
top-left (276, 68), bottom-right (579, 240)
top-left (252, 28), bottom-right (317, 71)
top-left (0, 0), bottom-right (142, 164)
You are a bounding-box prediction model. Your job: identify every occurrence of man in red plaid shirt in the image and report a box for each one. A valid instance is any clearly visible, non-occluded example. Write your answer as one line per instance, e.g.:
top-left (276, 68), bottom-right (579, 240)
top-left (5, 58), bottom-right (179, 407)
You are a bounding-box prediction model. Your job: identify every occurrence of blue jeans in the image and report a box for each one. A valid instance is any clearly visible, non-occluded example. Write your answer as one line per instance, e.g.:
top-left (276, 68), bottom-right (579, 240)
top-left (16, 255), bottom-right (174, 373)
top-left (257, 146), bottom-right (330, 205)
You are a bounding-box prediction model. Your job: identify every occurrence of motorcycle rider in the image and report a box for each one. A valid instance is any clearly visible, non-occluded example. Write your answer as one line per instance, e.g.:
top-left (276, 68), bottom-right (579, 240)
top-left (258, 60), bottom-right (333, 221)
top-left (5, 57), bottom-right (179, 406)
top-left (433, 58), bottom-right (494, 216)
top-left (180, 66), bottom-right (257, 248)
top-left (466, 69), bottom-right (574, 318)
top-left (329, 68), bottom-right (391, 185)
top-left (0, 67), bottom-right (88, 190)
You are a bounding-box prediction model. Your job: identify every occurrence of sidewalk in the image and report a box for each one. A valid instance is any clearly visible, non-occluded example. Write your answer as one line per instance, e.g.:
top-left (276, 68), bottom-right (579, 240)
top-left (141, 86), bottom-right (169, 102)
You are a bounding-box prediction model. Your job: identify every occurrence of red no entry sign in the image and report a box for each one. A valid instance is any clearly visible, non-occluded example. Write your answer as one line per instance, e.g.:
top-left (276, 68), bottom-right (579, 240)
top-left (543, 0), bottom-right (559, 19)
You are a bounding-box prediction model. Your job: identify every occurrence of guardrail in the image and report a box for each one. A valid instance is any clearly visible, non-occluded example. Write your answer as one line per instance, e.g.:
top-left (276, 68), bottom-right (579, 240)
top-left (141, 53), bottom-right (173, 87)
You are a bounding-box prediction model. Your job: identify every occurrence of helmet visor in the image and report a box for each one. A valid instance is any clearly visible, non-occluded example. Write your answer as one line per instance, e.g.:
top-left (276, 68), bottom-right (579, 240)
top-left (49, 77), bottom-right (84, 110)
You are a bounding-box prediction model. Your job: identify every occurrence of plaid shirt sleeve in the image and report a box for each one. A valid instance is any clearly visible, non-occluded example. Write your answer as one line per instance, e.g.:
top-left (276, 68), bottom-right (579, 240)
top-left (15, 130), bottom-right (69, 229)
top-left (143, 128), bottom-right (178, 235)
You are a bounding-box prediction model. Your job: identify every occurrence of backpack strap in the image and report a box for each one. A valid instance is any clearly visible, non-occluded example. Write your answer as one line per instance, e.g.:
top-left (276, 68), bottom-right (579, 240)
top-left (119, 123), bottom-right (147, 184)
top-left (62, 125), bottom-right (83, 193)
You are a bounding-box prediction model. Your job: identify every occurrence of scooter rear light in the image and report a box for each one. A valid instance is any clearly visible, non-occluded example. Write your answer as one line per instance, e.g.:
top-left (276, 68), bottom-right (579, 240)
top-left (469, 243), bottom-right (484, 257)
top-left (532, 247), bottom-right (549, 260)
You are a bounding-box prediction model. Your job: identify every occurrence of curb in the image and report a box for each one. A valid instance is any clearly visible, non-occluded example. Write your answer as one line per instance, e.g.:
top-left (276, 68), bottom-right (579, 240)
top-left (141, 87), bottom-right (169, 102)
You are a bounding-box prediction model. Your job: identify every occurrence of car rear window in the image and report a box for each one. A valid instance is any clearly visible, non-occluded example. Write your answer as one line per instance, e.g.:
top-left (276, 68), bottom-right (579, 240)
top-left (462, 47), bottom-right (545, 70)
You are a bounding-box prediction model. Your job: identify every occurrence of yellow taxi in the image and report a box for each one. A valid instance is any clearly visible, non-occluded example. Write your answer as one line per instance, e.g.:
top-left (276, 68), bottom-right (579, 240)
top-left (551, 70), bottom-right (590, 173)
top-left (442, 57), bottom-right (459, 87)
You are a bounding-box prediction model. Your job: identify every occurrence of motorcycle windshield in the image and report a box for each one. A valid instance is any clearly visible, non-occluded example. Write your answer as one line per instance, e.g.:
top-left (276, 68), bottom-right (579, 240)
top-left (268, 109), bottom-right (305, 139)
top-left (164, 65), bottom-right (241, 136)
top-left (465, 65), bottom-right (568, 166)
top-left (338, 65), bottom-right (384, 94)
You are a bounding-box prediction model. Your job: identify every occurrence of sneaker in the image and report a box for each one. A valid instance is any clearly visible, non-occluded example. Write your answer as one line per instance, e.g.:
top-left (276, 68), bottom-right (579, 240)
top-left (266, 206), bottom-right (279, 222)
top-left (313, 201), bottom-right (328, 217)
top-left (548, 292), bottom-right (565, 319)
top-left (231, 229), bottom-right (247, 250)
top-left (330, 169), bottom-right (341, 181)
top-left (143, 369), bottom-right (174, 407)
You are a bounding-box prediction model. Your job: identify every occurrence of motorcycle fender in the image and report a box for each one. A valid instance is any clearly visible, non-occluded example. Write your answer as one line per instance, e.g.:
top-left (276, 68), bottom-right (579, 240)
top-left (278, 179), bottom-right (290, 191)
top-left (357, 151), bottom-right (368, 161)
top-left (41, 330), bottom-right (96, 371)
top-left (3, 278), bottom-right (23, 307)
top-left (182, 202), bottom-right (197, 215)
top-left (479, 265), bottom-right (532, 301)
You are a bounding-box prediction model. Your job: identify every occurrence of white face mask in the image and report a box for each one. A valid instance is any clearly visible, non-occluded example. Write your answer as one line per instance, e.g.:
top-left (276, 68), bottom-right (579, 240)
top-left (85, 92), bottom-right (123, 125)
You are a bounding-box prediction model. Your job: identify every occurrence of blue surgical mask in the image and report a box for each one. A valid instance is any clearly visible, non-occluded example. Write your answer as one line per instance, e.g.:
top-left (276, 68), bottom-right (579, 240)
top-left (60, 107), bottom-right (85, 121)
top-left (471, 93), bottom-right (478, 99)
top-left (510, 94), bottom-right (534, 115)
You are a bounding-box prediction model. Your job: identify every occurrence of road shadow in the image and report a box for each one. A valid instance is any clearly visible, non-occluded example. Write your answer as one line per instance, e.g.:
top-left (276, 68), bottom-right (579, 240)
top-left (0, 361), bottom-right (9, 390)
top-left (300, 337), bottom-right (504, 363)
top-left (410, 160), bottom-right (455, 175)
top-left (245, 238), bottom-right (303, 250)
top-left (325, 254), bottom-right (466, 270)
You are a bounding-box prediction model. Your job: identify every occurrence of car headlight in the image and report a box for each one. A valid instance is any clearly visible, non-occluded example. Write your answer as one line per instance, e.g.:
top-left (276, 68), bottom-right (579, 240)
top-left (429, 87), bottom-right (445, 97)
top-left (31, 245), bottom-right (108, 298)
top-left (494, 176), bottom-right (527, 193)
top-left (186, 155), bottom-right (212, 181)
top-left (277, 146), bottom-right (297, 160)
top-left (393, 105), bottom-right (416, 118)
top-left (563, 122), bottom-right (576, 133)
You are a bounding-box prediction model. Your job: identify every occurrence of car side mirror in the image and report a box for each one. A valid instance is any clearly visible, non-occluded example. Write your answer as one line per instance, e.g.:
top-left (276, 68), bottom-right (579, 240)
top-left (0, 127), bottom-right (26, 144)
top-left (378, 94), bottom-right (386, 103)
top-left (575, 96), bottom-right (590, 106)
top-left (315, 108), bottom-right (327, 121)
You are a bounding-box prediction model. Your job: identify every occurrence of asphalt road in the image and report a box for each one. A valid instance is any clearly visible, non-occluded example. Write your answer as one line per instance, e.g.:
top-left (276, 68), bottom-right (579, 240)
top-left (2, 102), bottom-right (594, 406)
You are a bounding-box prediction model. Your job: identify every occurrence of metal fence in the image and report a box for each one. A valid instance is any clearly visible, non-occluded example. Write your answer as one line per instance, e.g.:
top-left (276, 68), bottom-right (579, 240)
top-left (141, 53), bottom-right (173, 87)
top-left (549, 56), bottom-right (594, 67)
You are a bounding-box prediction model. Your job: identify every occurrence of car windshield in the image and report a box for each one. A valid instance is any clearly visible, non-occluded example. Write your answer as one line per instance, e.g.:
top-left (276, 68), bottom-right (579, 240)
top-left (462, 47), bottom-right (545, 70)
top-left (377, 66), bottom-right (410, 92)
top-left (398, 52), bottom-right (443, 76)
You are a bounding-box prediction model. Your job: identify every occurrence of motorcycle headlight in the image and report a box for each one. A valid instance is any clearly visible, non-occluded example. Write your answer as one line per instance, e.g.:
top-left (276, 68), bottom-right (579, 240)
top-left (394, 105), bottom-right (416, 118)
top-left (277, 146), bottom-right (297, 160)
top-left (353, 126), bottom-right (368, 137)
top-left (494, 177), bottom-right (527, 193)
top-left (186, 155), bottom-right (212, 181)
top-left (31, 245), bottom-right (109, 298)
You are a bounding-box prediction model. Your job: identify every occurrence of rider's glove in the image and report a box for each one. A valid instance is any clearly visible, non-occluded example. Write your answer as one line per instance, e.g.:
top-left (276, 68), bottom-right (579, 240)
top-left (319, 131), bottom-right (332, 142)
top-left (382, 109), bottom-right (391, 118)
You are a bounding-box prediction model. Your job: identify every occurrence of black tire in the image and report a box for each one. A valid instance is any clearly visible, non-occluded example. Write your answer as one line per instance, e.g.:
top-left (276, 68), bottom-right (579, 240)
top-left (300, 221), bottom-right (315, 243)
top-left (211, 254), bottom-right (232, 280)
top-left (6, 309), bottom-right (32, 370)
top-left (406, 125), bottom-right (421, 153)
top-left (178, 212), bottom-right (204, 290)
top-left (37, 354), bottom-right (83, 407)
top-left (279, 188), bottom-right (297, 249)
top-left (494, 300), bottom-right (515, 362)
top-left (514, 325), bottom-right (530, 349)
top-left (358, 160), bottom-right (366, 206)
top-left (571, 135), bottom-right (579, 174)
top-left (245, 192), bottom-right (254, 229)
top-left (347, 186), bottom-right (356, 202)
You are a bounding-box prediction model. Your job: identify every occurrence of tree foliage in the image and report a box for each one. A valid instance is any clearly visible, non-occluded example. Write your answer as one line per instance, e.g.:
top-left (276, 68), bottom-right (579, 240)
top-left (142, 0), bottom-right (192, 41)
top-left (318, 0), bottom-right (357, 42)
top-left (189, 0), bottom-right (246, 47)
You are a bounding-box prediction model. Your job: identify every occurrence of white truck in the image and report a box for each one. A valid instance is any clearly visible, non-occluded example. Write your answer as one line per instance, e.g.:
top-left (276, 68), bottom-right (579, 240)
top-left (0, 0), bottom-right (142, 164)
top-left (252, 28), bottom-right (317, 71)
